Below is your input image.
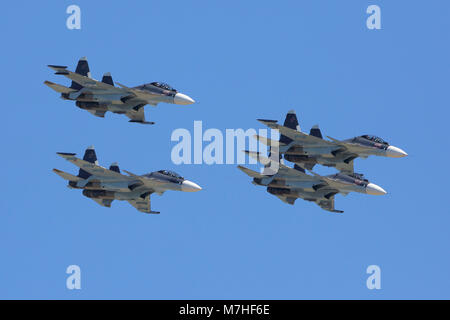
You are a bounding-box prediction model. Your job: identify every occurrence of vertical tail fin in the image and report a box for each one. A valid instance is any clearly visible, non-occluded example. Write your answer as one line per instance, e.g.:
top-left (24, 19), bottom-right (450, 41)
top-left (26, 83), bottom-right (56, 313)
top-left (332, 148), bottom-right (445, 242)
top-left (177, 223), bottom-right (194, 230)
top-left (309, 125), bottom-right (323, 139)
top-left (279, 110), bottom-right (300, 145)
top-left (109, 162), bottom-right (120, 173)
top-left (77, 145), bottom-right (98, 179)
top-left (70, 57), bottom-right (91, 90)
top-left (102, 72), bottom-right (114, 86)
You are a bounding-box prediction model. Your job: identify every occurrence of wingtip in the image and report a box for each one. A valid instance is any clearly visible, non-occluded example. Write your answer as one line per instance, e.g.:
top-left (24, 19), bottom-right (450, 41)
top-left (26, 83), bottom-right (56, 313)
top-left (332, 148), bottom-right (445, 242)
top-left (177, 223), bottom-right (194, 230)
top-left (48, 64), bottom-right (68, 69)
top-left (56, 152), bottom-right (76, 156)
top-left (128, 120), bottom-right (155, 125)
top-left (56, 152), bottom-right (76, 159)
top-left (257, 119), bottom-right (278, 124)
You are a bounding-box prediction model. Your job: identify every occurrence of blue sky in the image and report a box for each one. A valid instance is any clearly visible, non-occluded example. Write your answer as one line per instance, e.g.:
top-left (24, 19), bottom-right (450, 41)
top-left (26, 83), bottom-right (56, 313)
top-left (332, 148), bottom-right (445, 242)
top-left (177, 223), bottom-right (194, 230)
top-left (1, 0), bottom-right (449, 299)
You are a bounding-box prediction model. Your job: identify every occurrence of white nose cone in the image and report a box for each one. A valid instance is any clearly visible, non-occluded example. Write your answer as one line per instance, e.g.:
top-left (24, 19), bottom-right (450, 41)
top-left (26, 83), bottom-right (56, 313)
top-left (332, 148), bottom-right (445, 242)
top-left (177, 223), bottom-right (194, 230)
top-left (181, 180), bottom-right (202, 192)
top-left (366, 183), bottom-right (387, 195)
top-left (386, 145), bottom-right (408, 158)
top-left (174, 93), bottom-right (195, 105)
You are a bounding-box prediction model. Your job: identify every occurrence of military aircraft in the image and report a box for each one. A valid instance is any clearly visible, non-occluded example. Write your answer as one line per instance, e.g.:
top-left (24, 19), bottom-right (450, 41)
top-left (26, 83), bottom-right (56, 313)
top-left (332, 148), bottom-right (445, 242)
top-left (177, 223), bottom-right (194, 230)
top-left (238, 151), bottom-right (387, 213)
top-left (44, 57), bottom-right (195, 124)
top-left (53, 146), bottom-right (202, 214)
top-left (256, 110), bottom-right (407, 173)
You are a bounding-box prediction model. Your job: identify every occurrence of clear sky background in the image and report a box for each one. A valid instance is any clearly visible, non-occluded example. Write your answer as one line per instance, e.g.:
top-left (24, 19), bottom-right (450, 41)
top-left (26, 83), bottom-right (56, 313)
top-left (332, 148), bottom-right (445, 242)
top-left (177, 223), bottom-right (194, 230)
top-left (1, 0), bottom-right (449, 299)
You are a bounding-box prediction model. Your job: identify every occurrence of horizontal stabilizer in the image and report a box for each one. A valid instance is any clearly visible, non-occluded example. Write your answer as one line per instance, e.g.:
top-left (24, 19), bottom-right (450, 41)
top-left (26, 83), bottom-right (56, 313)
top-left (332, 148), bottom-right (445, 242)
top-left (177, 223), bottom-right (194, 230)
top-left (243, 150), bottom-right (270, 165)
top-left (53, 168), bottom-right (82, 182)
top-left (237, 165), bottom-right (265, 179)
top-left (48, 65), bottom-right (70, 76)
top-left (257, 119), bottom-right (278, 124)
top-left (43, 81), bottom-right (76, 94)
top-left (253, 135), bottom-right (284, 147)
top-left (48, 65), bottom-right (68, 71)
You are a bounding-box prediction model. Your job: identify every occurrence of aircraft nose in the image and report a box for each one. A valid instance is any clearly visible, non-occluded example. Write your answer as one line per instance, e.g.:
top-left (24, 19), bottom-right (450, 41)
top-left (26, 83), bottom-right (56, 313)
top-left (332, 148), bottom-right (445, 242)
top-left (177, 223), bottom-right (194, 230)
top-left (365, 183), bottom-right (387, 195)
top-left (181, 180), bottom-right (202, 192)
top-left (174, 93), bottom-right (195, 105)
top-left (386, 146), bottom-right (408, 158)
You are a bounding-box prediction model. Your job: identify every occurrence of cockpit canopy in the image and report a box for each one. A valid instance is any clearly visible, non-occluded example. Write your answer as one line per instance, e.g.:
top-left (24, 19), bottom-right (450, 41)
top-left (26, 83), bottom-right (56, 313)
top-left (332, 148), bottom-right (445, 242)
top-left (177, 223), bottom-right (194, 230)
top-left (333, 172), bottom-right (369, 186)
top-left (347, 172), bottom-right (369, 182)
top-left (150, 82), bottom-right (177, 92)
top-left (157, 170), bottom-right (184, 180)
top-left (361, 135), bottom-right (389, 145)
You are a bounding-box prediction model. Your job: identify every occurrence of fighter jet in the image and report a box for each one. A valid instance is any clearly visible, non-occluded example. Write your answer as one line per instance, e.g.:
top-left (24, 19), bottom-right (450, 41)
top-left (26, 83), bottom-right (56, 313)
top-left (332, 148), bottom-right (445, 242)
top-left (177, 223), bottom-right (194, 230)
top-left (238, 151), bottom-right (387, 213)
top-left (53, 146), bottom-right (202, 214)
top-left (256, 110), bottom-right (407, 173)
top-left (44, 57), bottom-right (195, 124)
